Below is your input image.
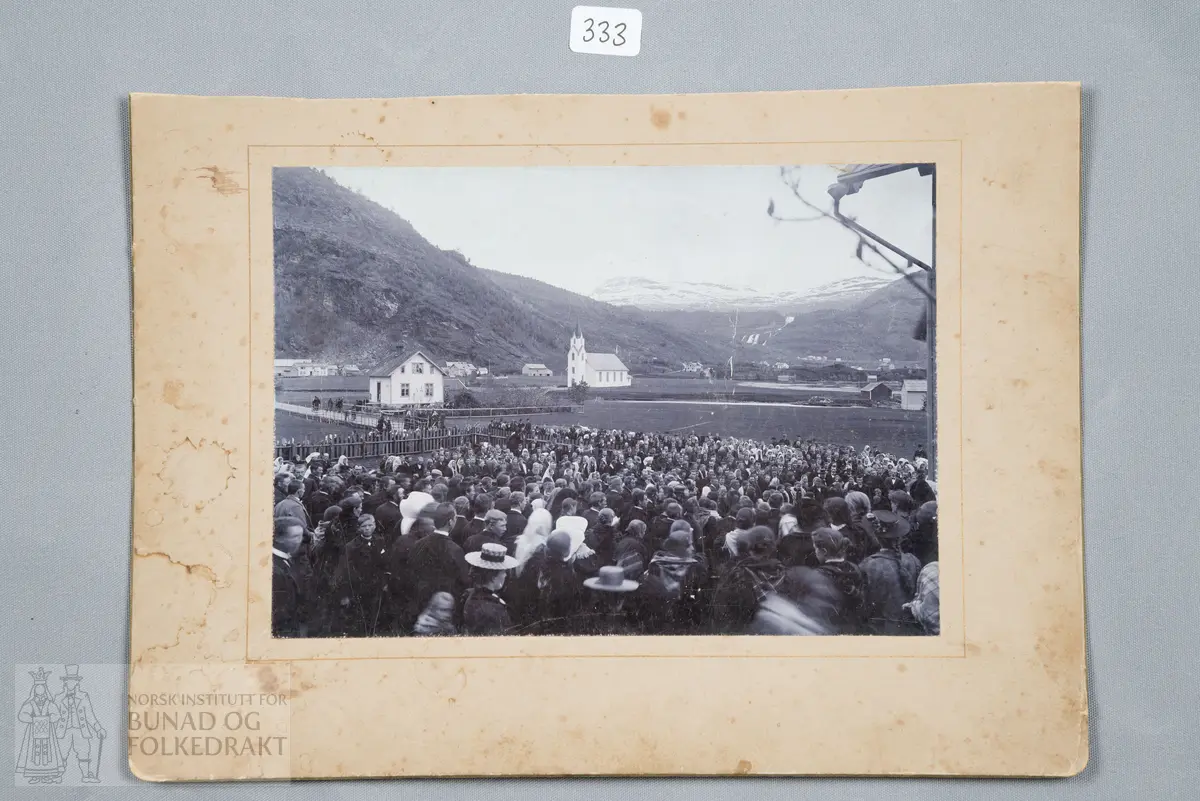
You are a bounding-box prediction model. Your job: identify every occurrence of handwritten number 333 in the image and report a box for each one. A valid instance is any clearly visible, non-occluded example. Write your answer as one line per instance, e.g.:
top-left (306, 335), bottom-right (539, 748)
top-left (582, 18), bottom-right (627, 45)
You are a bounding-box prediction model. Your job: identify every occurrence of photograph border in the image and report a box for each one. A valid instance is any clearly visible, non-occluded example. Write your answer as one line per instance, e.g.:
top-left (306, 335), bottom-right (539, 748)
top-left (249, 142), bottom-right (962, 662)
top-left (130, 87), bottom-right (1084, 778)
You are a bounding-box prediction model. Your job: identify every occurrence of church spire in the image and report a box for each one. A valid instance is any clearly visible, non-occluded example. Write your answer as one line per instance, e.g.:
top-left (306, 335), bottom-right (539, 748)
top-left (572, 322), bottom-right (583, 339)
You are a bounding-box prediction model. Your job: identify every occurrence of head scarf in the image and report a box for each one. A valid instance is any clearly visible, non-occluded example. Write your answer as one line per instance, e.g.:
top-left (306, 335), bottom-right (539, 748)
top-left (514, 508), bottom-right (553, 575)
top-left (398, 491), bottom-right (435, 536)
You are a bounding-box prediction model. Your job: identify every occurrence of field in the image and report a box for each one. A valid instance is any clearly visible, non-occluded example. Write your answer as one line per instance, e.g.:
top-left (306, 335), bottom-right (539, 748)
top-left (538, 401), bottom-right (926, 456)
top-left (275, 399), bottom-right (928, 457)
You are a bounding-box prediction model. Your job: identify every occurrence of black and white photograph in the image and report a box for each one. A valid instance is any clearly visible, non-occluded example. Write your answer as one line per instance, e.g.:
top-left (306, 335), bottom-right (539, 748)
top-left (270, 163), bottom-right (938, 639)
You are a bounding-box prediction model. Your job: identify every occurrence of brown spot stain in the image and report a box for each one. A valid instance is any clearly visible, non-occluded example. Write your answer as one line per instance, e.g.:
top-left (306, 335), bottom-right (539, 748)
top-left (220, 416), bottom-right (229, 425)
top-left (195, 166), bottom-right (245, 195)
top-left (734, 759), bottom-right (753, 775)
top-left (983, 177), bottom-right (1008, 189)
top-left (162, 380), bottom-right (186, 409)
top-left (650, 108), bottom-right (672, 129)
top-left (1011, 378), bottom-right (1029, 389)
top-left (159, 205), bottom-right (168, 220)
top-left (984, 401), bottom-right (995, 410)
top-left (171, 174), bottom-right (184, 189)
top-left (896, 663), bottom-right (907, 673)
top-left (676, 110), bottom-right (687, 120)
top-left (378, 115), bottom-right (386, 123)
top-left (965, 643), bottom-right (983, 656)
top-left (258, 665), bottom-right (280, 694)
top-left (224, 123), bottom-right (234, 133)
top-left (1036, 459), bottom-right (1071, 481)
top-left (156, 437), bottom-right (235, 509)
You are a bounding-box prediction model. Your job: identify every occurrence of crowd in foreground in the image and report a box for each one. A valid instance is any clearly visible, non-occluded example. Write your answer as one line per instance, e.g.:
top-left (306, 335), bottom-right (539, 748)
top-left (271, 423), bottom-right (939, 638)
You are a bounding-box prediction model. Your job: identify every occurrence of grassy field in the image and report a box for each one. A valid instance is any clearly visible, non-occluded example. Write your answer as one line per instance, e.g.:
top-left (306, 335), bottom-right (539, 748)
top-left (275, 399), bottom-right (928, 456)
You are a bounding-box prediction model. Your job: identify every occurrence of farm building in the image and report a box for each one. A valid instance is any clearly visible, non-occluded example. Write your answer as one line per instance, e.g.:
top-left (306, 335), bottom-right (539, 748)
top-left (900, 379), bottom-right (928, 411)
top-left (274, 358), bottom-right (311, 377)
top-left (368, 349), bottom-right (446, 406)
top-left (522, 363), bottom-right (553, 377)
top-left (861, 381), bottom-right (893, 403)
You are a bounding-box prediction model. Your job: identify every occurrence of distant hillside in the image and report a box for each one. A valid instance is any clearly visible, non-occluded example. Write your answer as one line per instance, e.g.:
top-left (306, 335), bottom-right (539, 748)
top-left (652, 274), bottom-right (928, 363)
top-left (273, 168), bottom-right (720, 372)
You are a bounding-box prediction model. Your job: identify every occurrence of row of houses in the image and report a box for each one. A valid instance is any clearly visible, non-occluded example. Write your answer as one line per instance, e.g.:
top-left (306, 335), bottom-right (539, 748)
top-left (274, 359), bottom-right (363, 378)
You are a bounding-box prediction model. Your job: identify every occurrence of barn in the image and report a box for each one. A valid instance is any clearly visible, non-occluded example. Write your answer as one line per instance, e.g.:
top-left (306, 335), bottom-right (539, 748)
top-left (901, 379), bottom-right (928, 411)
top-left (861, 381), bottom-right (893, 403)
top-left (522, 363), bottom-right (553, 377)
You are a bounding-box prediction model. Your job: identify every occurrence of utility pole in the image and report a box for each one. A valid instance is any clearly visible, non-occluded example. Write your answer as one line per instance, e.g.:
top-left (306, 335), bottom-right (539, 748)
top-left (827, 163), bottom-right (936, 476)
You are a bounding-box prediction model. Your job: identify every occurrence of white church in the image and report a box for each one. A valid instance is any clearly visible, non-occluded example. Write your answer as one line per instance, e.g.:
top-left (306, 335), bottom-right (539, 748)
top-left (566, 323), bottom-right (632, 388)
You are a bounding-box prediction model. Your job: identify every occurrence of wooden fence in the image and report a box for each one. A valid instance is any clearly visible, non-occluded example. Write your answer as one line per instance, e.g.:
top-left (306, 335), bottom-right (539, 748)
top-left (275, 430), bottom-right (575, 462)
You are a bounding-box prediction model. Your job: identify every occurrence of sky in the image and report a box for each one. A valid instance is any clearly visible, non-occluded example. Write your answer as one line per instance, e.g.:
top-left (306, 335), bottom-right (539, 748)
top-left (323, 164), bottom-right (934, 297)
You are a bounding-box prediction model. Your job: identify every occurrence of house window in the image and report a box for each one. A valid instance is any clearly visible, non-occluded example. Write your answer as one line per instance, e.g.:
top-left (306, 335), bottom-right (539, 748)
top-left (424, 382), bottom-right (434, 397)
top-left (412, 362), bottom-right (424, 374)
top-left (400, 383), bottom-right (410, 397)
top-left (375, 382), bottom-right (381, 402)
top-left (398, 364), bottom-right (405, 373)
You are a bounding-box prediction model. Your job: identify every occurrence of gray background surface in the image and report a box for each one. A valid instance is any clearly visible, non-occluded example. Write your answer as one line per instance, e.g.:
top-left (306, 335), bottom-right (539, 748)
top-left (1, 0), bottom-right (1196, 797)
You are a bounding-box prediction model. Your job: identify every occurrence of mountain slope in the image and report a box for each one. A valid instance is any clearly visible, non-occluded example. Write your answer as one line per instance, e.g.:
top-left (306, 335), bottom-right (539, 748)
top-left (273, 168), bottom-right (721, 371)
top-left (590, 273), bottom-right (899, 312)
top-left (651, 274), bottom-right (928, 363)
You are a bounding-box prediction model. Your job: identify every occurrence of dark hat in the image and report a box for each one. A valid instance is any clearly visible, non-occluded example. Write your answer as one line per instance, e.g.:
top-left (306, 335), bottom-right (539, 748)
top-left (546, 530), bottom-right (572, 561)
top-left (867, 510), bottom-right (910, 540)
top-left (735, 507), bottom-right (756, 528)
top-left (662, 530), bottom-right (693, 556)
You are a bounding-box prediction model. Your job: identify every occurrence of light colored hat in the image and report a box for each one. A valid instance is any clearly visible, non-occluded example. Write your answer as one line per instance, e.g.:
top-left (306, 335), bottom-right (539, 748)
top-left (465, 542), bottom-right (518, 571)
top-left (584, 565), bottom-right (639, 593)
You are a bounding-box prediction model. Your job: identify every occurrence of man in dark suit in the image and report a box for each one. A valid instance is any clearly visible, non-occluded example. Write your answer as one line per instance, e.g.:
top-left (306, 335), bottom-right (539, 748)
top-left (449, 496), bottom-right (471, 546)
top-left (372, 484), bottom-right (405, 543)
top-left (582, 492), bottom-right (605, 532)
top-left (272, 516), bottom-right (307, 637)
top-left (499, 495), bottom-right (527, 551)
top-left (408, 503), bottom-right (470, 614)
top-left (461, 494), bottom-right (493, 546)
top-left (464, 510), bottom-right (508, 555)
top-left (363, 476), bottom-right (394, 516)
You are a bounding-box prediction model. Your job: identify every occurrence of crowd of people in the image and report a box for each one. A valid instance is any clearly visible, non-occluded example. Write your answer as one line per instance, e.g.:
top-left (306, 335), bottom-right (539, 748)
top-left (271, 421), bottom-right (939, 638)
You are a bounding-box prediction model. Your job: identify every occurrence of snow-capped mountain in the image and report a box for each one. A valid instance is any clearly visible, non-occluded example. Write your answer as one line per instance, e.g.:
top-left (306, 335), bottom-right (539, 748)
top-left (589, 274), bottom-right (901, 312)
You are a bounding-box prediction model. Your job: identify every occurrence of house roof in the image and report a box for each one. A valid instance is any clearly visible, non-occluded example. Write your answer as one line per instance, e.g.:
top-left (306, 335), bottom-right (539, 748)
top-left (862, 382), bottom-right (889, 392)
top-left (902, 380), bottom-right (928, 392)
top-left (523, 363), bottom-right (550, 370)
top-left (586, 352), bottom-right (628, 372)
top-left (369, 349), bottom-right (447, 377)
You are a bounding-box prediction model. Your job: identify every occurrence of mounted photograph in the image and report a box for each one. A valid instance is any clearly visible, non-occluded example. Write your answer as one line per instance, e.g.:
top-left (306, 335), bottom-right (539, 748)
top-left (270, 162), bottom-right (938, 639)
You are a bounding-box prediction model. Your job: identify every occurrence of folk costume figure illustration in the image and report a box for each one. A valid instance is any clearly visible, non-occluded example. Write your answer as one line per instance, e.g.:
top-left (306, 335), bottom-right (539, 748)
top-left (16, 667), bottom-right (65, 784)
top-left (54, 664), bottom-right (106, 783)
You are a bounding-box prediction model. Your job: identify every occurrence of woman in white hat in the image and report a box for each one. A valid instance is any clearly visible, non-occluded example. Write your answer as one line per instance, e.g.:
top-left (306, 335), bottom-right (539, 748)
top-left (461, 543), bottom-right (519, 636)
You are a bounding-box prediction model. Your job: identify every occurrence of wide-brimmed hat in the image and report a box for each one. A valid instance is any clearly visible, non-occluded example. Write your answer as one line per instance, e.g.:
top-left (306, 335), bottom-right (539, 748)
top-left (583, 565), bottom-right (639, 593)
top-left (465, 542), bottom-right (518, 571)
top-left (867, 509), bottom-right (911, 540)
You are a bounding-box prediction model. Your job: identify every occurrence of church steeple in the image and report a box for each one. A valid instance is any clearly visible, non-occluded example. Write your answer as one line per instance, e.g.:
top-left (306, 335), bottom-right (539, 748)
top-left (568, 323), bottom-right (586, 387)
